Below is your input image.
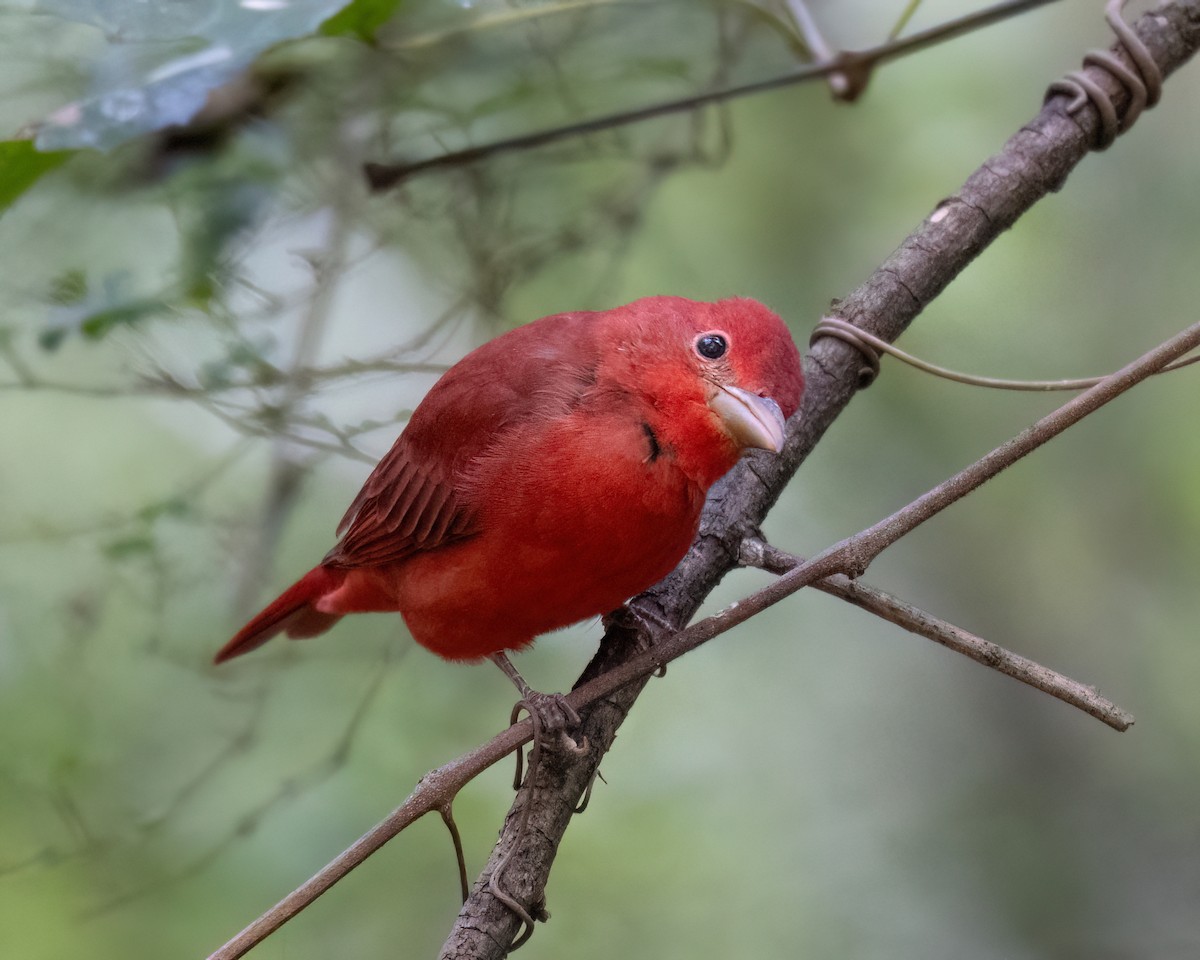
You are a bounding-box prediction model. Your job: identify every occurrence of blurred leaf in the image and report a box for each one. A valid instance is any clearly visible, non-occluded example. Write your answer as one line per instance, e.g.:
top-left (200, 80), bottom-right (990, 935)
top-left (36, 328), bottom-right (68, 352)
top-left (137, 497), bottom-right (191, 521)
top-left (36, 0), bottom-right (234, 41)
top-left (0, 141), bottom-right (74, 216)
top-left (33, 0), bottom-right (352, 151)
top-left (101, 534), bottom-right (156, 559)
top-left (48, 268), bottom-right (89, 306)
top-left (175, 176), bottom-right (273, 305)
top-left (320, 0), bottom-right (406, 41)
top-left (39, 271), bottom-right (167, 350)
top-left (79, 298), bottom-right (166, 339)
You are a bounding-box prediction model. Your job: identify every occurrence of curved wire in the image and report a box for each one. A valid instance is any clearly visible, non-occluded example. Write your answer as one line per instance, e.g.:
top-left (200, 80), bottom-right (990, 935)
top-left (1044, 0), bottom-right (1163, 150)
top-left (810, 316), bottom-right (1200, 392)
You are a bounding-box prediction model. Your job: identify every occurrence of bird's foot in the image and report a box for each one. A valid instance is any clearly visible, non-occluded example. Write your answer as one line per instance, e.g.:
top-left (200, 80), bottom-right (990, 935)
top-left (489, 653), bottom-right (588, 791)
top-left (510, 691), bottom-right (588, 758)
top-left (506, 697), bottom-right (586, 806)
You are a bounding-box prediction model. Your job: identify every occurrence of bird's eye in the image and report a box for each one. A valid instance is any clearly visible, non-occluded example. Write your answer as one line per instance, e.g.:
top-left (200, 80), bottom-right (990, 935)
top-left (695, 333), bottom-right (728, 360)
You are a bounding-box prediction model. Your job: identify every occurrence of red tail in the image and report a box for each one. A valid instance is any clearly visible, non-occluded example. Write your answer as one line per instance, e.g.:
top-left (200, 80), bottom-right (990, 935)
top-left (214, 565), bottom-right (346, 664)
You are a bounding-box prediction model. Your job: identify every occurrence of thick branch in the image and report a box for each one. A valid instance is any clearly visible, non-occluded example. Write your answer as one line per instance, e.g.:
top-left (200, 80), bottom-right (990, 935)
top-left (444, 5), bottom-right (1200, 957)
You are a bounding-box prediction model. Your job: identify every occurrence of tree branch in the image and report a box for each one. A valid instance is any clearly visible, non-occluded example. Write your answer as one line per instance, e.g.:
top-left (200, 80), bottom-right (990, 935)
top-left (442, 3), bottom-right (1200, 956)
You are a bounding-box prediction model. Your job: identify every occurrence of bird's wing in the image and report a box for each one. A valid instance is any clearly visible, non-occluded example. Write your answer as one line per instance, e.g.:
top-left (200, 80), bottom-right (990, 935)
top-left (324, 444), bottom-right (475, 567)
top-left (325, 311), bottom-right (601, 569)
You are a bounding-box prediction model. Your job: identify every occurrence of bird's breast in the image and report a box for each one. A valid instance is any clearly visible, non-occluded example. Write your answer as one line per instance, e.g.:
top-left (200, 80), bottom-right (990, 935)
top-left (395, 410), bottom-right (707, 659)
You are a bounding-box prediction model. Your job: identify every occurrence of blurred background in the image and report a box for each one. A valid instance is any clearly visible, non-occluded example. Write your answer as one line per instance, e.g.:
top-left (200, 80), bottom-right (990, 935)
top-left (1, 1), bottom-right (1198, 957)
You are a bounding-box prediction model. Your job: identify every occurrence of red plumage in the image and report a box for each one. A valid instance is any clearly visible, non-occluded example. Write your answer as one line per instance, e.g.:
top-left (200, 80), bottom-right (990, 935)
top-left (215, 296), bottom-right (803, 665)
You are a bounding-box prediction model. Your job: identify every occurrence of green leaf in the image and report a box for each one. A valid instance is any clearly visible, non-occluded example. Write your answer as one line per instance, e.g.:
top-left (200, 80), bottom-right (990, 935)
top-left (0, 141), bottom-right (74, 216)
top-left (34, 0), bottom-right (351, 151)
top-left (320, 0), bottom-right (405, 42)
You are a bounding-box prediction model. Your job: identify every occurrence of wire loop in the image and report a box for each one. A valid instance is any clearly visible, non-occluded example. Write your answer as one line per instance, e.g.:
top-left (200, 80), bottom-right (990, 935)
top-left (809, 316), bottom-right (1200, 392)
top-left (809, 317), bottom-right (881, 387)
top-left (1044, 0), bottom-right (1163, 150)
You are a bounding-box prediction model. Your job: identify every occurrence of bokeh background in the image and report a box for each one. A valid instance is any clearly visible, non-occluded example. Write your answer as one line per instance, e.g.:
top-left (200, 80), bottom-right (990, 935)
top-left (2, 1), bottom-right (1198, 958)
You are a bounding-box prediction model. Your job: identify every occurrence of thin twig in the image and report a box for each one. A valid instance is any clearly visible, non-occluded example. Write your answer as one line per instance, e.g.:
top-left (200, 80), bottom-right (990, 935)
top-left (439, 805), bottom-right (470, 904)
top-left (206, 724), bottom-right (530, 960)
top-left (784, 0), bottom-right (835, 60)
top-left (365, 0), bottom-right (1064, 188)
top-left (782, 0), bottom-right (854, 97)
top-left (740, 538), bottom-right (1134, 731)
top-left (232, 175), bottom-right (354, 616)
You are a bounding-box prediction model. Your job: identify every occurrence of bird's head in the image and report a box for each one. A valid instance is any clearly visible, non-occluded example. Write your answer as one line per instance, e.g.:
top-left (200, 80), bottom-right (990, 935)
top-left (600, 296), bottom-right (805, 486)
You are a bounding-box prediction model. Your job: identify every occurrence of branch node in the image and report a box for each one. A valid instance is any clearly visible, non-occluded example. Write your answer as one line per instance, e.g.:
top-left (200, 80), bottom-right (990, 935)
top-left (738, 536), bottom-right (768, 569)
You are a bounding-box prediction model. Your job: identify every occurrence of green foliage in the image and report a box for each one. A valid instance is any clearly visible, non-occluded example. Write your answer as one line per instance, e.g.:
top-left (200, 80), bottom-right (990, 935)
top-left (0, 141), bottom-right (74, 215)
top-left (101, 533), bottom-right (156, 559)
top-left (39, 270), bottom-right (167, 350)
top-left (46, 267), bottom-right (88, 307)
top-left (320, 0), bottom-right (406, 42)
top-left (32, 0), bottom-right (353, 151)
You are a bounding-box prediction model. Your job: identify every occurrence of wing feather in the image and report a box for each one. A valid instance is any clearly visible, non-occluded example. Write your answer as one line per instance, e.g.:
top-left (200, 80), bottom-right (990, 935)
top-left (325, 309), bottom-right (602, 569)
top-left (326, 453), bottom-right (469, 567)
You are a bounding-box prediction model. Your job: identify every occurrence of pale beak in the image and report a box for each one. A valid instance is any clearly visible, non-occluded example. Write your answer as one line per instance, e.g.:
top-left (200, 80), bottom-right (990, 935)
top-left (708, 384), bottom-right (787, 453)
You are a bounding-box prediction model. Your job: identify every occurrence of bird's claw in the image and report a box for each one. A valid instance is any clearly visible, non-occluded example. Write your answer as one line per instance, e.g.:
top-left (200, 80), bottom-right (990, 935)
top-left (512, 692), bottom-right (588, 756)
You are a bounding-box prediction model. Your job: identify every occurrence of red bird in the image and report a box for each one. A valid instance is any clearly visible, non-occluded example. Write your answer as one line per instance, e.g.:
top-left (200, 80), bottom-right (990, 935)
top-left (215, 296), bottom-right (803, 694)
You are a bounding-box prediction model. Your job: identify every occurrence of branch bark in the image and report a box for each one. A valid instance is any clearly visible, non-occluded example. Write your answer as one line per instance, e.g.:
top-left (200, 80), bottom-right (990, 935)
top-left (442, 3), bottom-right (1200, 957)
